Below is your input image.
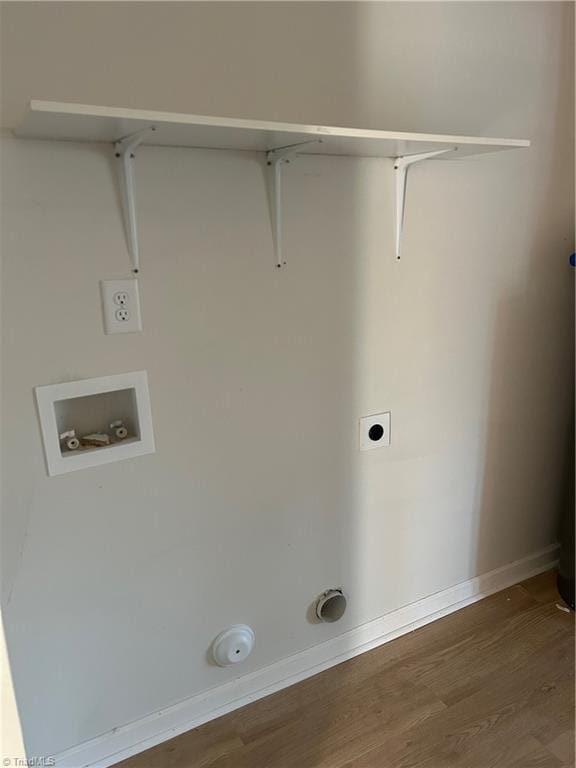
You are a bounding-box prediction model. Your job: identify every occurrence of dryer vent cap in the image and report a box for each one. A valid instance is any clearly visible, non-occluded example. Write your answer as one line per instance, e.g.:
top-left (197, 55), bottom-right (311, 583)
top-left (316, 588), bottom-right (347, 622)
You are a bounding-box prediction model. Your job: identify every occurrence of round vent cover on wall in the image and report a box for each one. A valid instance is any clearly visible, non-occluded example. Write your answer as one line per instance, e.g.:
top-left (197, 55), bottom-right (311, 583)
top-left (211, 625), bottom-right (255, 666)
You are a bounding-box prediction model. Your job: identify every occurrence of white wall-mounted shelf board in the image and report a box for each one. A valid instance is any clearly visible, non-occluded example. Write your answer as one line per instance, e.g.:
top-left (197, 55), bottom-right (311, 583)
top-left (15, 101), bottom-right (530, 269)
top-left (16, 100), bottom-right (529, 157)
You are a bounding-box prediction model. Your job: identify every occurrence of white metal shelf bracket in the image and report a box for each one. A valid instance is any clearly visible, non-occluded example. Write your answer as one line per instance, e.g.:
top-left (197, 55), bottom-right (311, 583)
top-left (266, 140), bottom-right (322, 268)
top-left (114, 126), bottom-right (156, 274)
top-left (394, 148), bottom-right (455, 260)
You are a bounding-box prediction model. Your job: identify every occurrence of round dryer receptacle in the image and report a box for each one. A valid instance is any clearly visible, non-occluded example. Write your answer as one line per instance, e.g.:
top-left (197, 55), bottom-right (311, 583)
top-left (211, 625), bottom-right (255, 667)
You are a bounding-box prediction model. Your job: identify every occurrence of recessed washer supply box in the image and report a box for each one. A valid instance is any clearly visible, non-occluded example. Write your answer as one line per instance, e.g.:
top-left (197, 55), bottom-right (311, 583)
top-left (35, 371), bottom-right (155, 476)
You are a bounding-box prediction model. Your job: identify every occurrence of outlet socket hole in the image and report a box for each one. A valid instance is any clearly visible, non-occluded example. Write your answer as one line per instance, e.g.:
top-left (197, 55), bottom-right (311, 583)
top-left (368, 424), bottom-right (384, 441)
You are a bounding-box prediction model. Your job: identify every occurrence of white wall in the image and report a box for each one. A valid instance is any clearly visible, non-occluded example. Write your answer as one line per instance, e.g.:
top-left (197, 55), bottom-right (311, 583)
top-left (1, 1), bottom-right (574, 758)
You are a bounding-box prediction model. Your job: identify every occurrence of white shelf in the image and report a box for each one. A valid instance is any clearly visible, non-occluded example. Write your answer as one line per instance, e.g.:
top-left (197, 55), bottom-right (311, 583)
top-left (15, 100), bottom-right (530, 270)
top-left (16, 100), bottom-right (529, 157)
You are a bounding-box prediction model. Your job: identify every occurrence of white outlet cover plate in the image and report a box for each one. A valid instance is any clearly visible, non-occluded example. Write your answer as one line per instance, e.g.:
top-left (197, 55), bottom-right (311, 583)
top-left (359, 412), bottom-right (391, 451)
top-left (100, 279), bottom-right (142, 334)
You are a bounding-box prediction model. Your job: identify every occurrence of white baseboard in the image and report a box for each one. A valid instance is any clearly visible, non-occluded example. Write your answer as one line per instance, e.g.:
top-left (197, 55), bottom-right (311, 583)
top-left (52, 545), bottom-right (558, 768)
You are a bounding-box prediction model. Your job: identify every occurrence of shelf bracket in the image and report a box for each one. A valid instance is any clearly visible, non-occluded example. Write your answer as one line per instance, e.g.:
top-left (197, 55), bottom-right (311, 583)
top-left (266, 140), bottom-right (322, 268)
top-left (114, 126), bottom-right (156, 274)
top-left (394, 148), bottom-right (455, 260)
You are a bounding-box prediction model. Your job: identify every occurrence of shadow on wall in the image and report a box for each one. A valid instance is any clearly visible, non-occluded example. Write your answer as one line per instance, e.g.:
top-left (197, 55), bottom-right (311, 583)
top-left (474, 13), bottom-right (575, 577)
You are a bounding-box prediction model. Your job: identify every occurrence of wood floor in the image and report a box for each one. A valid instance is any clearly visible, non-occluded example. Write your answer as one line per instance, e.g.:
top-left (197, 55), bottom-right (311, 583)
top-left (116, 571), bottom-right (575, 768)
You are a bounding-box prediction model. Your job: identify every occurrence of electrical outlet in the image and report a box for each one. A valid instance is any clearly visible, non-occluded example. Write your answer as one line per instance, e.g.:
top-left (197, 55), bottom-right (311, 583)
top-left (359, 412), bottom-right (391, 451)
top-left (100, 279), bottom-right (142, 334)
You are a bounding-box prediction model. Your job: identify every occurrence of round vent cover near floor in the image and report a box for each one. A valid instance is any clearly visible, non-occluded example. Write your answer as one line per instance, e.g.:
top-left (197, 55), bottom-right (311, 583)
top-left (211, 625), bottom-right (255, 666)
top-left (315, 588), bottom-right (347, 622)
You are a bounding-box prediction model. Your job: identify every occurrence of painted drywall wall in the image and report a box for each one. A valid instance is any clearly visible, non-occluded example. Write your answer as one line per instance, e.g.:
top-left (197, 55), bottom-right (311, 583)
top-left (0, 615), bottom-right (26, 762)
top-left (1, 1), bottom-right (574, 758)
